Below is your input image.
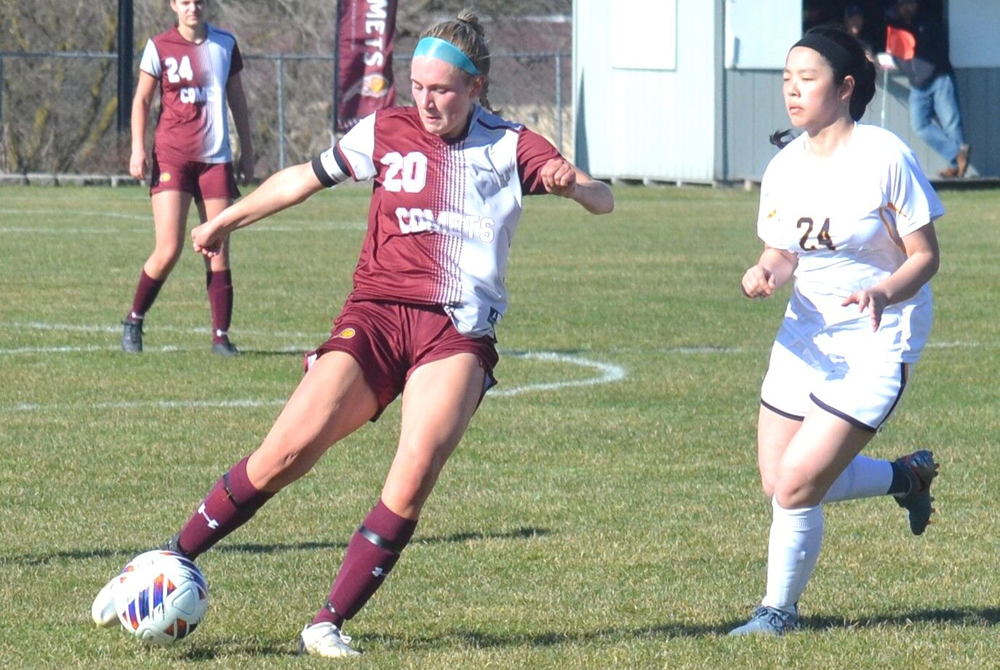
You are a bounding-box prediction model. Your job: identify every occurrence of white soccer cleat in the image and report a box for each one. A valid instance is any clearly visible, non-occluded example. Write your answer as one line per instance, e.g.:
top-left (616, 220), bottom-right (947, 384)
top-left (90, 577), bottom-right (120, 628)
top-left (298, 622), bottom-right (360, 657)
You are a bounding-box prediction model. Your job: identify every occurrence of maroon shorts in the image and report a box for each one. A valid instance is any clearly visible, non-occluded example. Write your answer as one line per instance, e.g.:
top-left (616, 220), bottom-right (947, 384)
top-left (305, 298), bottom-right (499, 420)
top-left (150, 153), bottom-right (240, 200)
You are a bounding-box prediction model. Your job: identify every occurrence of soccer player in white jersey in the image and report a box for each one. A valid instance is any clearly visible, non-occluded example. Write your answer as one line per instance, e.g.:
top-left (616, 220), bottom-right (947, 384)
top-left (730, 27), bottom-right (943, 636)
top-left (121, 0), bottom-right (254, 356)
top-left (91, 10), bottom-right (613, 657)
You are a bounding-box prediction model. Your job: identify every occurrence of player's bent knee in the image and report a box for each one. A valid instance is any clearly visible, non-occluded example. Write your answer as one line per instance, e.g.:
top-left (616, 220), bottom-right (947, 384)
top-left (249, 440), bottom-right (324, 491)
top-left (150, 247), bottom-right (183, 273)
top-left (760, 478), bottom-right (776, 500)
top-left (773, 480), bottom-right (823, 509)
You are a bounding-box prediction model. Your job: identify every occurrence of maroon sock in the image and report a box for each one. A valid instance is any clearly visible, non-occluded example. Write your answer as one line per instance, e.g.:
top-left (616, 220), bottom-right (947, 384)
top-left (176, 456), bottom-right (273, 559)
top-left (127, 270), bottom-right (165, 321)
top-left (312, 500), bottom-right (418, 627)
top-left (206, 270), bottom-right (233, 343)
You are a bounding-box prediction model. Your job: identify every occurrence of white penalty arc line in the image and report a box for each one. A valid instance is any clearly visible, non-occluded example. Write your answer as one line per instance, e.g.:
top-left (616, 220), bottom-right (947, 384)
top-left (491, 351), bottom-right (626, 397)
top-left (4, 351), bottom-right (626, 413)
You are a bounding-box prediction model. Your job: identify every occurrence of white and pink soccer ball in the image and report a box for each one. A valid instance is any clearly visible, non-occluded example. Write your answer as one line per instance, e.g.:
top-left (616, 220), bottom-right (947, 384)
top-left (110, 550), bottom-right (209, 646)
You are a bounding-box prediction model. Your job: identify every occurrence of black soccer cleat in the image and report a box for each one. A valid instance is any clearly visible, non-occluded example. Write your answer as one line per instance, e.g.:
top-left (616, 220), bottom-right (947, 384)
top-left (121, 319), bottom-right (144, 353)
top-left (212, 339), bottom-right (240, 357)
top-left (893, 450), bottom-right (939, 535)
top-left (160, 533), bottom-right (193, 560)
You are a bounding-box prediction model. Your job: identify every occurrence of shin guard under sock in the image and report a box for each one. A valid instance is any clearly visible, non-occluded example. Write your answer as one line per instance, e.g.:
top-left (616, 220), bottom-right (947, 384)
top-left (128, 270), bottom-right (165, 320)
top-left (206, 270), bottom-right (234, 343)
top-left (176, 456), bottom-right (273, 559)
top-left (762, 498), bottom-right (824, 612)
top-left (312, 499), bottom-right (418, 627)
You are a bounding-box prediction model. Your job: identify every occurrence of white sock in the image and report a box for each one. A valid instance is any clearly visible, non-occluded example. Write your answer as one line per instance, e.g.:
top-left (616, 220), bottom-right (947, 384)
top-left (761, 498), bottom-right (823, 612)
top-left (821, 455), bottom-right (892, 504)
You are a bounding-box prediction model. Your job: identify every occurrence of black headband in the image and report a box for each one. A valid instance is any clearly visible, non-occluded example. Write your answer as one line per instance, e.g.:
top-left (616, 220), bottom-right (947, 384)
top-left (792, 32), bottom-right (862, 75)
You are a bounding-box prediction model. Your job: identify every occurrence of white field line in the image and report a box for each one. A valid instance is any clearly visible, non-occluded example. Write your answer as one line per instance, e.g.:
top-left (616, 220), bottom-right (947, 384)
top-left (0, 345), bottom-right (307, 355)
top-left (2, 343), bottom-right (626, 412)
top-left (10, 398), bottom-right (288, 413)
top-left (4, 322), bottom-right (317, 339)
top-left (0, 209), bottom-right (366, 233)
top-left (490, 351), bottom-right (626, 397)
top-left (3, 322), bottom-right (992, 356)
top-left (3, 322), bottom-right (991, 413)
top-left (640, 340), bottom-right (993, 355)
top-left (0, 209), bottom-right (150, 221)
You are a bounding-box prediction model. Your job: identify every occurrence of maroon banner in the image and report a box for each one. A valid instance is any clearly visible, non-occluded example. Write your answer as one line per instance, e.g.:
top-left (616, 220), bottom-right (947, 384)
top-left (335, 0), bottom-right (398, 131)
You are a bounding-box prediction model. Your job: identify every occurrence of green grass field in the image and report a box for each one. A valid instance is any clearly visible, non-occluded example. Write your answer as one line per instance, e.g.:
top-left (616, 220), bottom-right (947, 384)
top-left (1, 184), bottom-right (998, 669)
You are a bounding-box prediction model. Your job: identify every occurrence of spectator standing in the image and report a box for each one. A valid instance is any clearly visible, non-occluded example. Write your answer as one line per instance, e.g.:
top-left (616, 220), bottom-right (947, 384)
top-left (888, 0), bottom-right (970, 178)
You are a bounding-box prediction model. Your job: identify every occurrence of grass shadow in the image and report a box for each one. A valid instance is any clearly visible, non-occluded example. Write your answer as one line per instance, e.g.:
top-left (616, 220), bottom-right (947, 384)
top-left (799, 607), bottom-right (1000, 630)
top-left (222, 525), bottom-right (551, 554)
top-left (363, 607), bottom-right (1000, 652)
top-left (2, 527), bottom-right (551, 566)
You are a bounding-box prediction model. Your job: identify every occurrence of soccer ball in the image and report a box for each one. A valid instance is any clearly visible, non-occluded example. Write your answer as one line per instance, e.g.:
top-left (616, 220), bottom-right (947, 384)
top-left (112, 550), bottom-right (209, 646)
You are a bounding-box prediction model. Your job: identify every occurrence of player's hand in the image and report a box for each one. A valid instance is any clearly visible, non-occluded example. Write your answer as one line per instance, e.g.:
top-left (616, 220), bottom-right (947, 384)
top-left (540, 158), bottom-right (577, 199)
top-left (237, 153), bottom-right (255, 184)
top-left (191, 220), bottom-right (226, 258)
top-left (129, 149), bottom-right (148, 182)
top-left (843, 287), bottom-right (888, 330)
top-left (741, 264), bottom-right (777, 298)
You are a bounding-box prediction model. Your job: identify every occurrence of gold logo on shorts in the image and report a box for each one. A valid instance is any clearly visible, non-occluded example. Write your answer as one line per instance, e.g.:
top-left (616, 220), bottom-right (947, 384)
top-left (334, 328), bottom-right (356, 339)
top-left (161, 172), bottom-right (172, 183)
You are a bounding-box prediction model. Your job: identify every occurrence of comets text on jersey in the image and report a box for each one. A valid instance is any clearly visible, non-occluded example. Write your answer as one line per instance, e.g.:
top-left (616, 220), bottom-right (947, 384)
top-left (394, 207), bottom-right (496, 243)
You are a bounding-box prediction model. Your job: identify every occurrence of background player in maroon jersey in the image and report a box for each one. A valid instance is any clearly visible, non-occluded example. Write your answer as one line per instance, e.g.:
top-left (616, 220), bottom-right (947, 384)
top-left (92, 9), bottom-right (613, 657)
top-left (121, 0), bottom-right (254, 356)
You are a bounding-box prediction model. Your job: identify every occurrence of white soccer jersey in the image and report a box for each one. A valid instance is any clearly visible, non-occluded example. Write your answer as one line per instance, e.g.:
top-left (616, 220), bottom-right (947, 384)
top-left (757, 123), bottom-right (945, 363)
top-left (313, 105), bottom-right (562, 338)
top-left (139, 25), bottom-right (243, 163)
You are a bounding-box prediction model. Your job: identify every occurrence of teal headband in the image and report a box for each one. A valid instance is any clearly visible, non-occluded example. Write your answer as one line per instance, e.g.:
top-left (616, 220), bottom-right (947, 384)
top-left (413, 36), bottom-right (480, 76)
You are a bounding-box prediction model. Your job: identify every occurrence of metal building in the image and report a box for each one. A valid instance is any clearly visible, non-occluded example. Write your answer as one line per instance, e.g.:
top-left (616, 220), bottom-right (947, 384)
top-left (573, 0), bottom-right (1000, 183)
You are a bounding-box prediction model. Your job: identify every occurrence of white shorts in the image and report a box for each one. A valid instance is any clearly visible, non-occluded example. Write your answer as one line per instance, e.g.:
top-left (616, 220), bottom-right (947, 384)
top-left (760, 338), bottom-right (909, 433)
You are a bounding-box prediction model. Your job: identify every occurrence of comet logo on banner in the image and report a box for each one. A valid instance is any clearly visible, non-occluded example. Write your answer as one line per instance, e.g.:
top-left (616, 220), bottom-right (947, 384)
top-left (336, 0), bottom-right (398, 131)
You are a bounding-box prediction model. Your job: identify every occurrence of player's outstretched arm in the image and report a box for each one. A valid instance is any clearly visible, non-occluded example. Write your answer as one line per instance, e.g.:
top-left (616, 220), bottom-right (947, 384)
top-left (540, 158), bottom-right (614, 215)
top-left (191, 162), bottom-right (324, 256)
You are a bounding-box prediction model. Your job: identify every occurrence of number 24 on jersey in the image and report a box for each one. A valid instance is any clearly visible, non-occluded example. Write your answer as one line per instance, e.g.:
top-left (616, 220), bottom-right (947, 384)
top-left (165, 56), bottom-right (194, 83)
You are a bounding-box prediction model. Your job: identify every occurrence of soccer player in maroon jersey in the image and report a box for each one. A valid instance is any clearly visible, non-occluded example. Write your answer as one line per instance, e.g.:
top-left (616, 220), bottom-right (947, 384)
top-left (92, 9), bottom-right (613, 657)
top-left (121, 0), bottom-right (254, 356)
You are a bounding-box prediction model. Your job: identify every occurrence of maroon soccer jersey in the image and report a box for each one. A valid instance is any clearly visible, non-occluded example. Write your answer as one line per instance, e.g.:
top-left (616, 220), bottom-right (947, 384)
top-left (313, 106), bottom-right (562, 337)
top-left (139, 25), bottom-right (243, 163)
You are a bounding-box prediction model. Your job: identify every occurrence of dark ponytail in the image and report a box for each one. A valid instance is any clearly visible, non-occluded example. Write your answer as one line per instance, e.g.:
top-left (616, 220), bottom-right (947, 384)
top-left (848, 56), bottom-right (877, 121)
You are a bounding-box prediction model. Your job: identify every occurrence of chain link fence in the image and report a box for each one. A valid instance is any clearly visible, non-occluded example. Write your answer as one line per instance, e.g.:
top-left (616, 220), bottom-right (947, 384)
top-left (0, 48), bottom-right (571, 179)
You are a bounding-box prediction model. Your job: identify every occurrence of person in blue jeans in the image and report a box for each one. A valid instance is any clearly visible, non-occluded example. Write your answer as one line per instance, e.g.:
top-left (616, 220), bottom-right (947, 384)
top-left (889, 0), bottom-right (970, 178)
